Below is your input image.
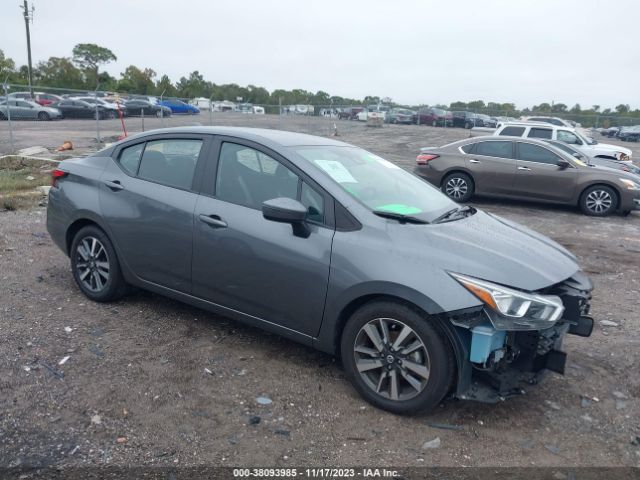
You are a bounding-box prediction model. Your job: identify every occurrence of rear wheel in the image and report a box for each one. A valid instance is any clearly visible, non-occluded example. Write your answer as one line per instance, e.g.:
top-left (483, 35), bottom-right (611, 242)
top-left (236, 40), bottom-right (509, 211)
top-left (70, 226), bottom-right (129, 302)
top-left (579, 185), bottom-right (618, 216)
top-left (442, 172), bottom-right (474, 202)
top-left (37, 111), bottom-right (50, 121)
top-left (0, 112), bottom-right (6, 120)
top-left (341, 300), bottom-right (455, 414)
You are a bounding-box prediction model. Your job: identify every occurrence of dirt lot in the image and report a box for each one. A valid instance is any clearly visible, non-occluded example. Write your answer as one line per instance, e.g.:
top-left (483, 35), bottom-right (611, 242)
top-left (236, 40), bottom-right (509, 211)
top-left (1, 116), bottom-right (640, 471)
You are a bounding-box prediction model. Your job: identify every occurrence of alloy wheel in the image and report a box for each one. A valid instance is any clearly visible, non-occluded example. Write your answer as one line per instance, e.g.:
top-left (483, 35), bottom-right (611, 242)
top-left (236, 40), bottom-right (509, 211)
top-left (75, 236), bottom-right (110, 292)
top-left (353, 318), bottom-right (430, 401)
top-left (445, 177), bottom-right (468, 199)
top-left (585, 189), bottom-right (612, 214)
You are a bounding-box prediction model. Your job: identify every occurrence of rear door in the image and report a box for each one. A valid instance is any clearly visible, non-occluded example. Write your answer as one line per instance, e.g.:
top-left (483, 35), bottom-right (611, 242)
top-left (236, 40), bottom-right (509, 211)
top-left (514, 142), bottom-right (578, 202)
top-left (191, 137), bottom-right (334, 336)
top-left (465, 140), bottom-right (516, 195)
top-left (100, 134), bottom-right (209, 292)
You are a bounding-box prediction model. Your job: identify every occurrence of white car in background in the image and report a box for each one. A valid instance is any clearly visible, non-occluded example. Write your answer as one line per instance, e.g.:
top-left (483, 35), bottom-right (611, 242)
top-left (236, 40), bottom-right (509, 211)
top-left (356, 108), bottom-right (386, 121)
top-left (191, 97), bottom-right (212, 111)
top-left (494, 122), bottom-right (633, 162)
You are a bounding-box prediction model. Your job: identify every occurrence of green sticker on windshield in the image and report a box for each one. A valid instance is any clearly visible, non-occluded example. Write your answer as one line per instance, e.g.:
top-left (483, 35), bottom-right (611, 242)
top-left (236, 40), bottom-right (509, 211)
top-left (375, 204), bottom-right (422, 215)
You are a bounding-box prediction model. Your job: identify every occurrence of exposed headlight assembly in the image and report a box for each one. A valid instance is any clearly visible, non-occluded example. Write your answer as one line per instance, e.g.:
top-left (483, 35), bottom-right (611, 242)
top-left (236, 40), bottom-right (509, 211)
top-left (450, 273), bottom-right (564, 330)
top-left (620, 178), bottom-right (640, 190)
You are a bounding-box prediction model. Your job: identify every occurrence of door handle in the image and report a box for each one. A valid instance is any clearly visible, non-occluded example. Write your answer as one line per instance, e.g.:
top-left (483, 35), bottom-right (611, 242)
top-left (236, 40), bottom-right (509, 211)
top-left (517, 166), bottom-right (531, 171)
top-left (469, 159), bottom-right (480, 164)
top-left (104, 180), bottom-right (124, 191)
top-left (199, 214), bottom-right (228, 228)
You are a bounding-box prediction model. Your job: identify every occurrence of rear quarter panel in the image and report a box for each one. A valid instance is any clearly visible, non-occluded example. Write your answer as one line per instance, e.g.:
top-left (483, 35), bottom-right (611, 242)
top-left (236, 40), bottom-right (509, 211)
top-left (46, 156), bottom-right (111, 254)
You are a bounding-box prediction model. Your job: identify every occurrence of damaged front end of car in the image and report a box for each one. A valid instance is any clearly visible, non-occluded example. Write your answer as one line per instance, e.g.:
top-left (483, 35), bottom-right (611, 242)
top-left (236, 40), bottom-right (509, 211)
top-left (443, 271), bottom-right (594, 403)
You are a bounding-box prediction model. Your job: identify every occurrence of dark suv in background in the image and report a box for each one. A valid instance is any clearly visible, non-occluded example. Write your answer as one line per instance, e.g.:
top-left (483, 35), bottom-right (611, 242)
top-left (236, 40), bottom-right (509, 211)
top-left (452, 111), bottom-right (478, 129)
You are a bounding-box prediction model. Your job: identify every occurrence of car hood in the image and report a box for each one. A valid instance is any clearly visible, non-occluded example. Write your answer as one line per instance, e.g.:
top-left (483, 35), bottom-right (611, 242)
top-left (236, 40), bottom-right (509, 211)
top-left (393, 210), bottom-right (579, 292)
top-left (587, 142), bottom-right (632, 156)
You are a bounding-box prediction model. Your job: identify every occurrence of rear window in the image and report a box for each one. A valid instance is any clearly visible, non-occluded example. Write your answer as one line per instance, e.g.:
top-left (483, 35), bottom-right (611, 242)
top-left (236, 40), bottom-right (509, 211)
top-left (528, 128), bottom-right (553, 139)
top-left (499, 126), bottom-right (525, 137)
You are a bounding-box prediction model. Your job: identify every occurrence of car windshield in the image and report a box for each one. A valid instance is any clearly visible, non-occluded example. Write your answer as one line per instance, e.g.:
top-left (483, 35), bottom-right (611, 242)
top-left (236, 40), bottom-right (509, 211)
top-left (293, 146), bottom-right (455, 222)
top-left (432, 108), bottom-right (445, 115)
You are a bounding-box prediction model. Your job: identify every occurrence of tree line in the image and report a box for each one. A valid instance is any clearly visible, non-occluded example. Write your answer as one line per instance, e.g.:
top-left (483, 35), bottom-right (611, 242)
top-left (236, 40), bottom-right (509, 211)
top-left (1, 44), bottom-right (638, 124)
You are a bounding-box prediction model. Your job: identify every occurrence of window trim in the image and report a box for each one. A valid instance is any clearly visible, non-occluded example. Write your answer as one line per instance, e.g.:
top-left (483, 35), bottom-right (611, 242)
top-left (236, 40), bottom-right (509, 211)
top-left (202, 135), bottom-right (335, 229)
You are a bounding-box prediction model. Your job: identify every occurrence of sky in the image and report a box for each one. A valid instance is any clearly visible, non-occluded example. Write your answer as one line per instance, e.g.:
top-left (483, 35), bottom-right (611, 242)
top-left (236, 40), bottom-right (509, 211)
top-left (1, 0), bottom-right (639, 109)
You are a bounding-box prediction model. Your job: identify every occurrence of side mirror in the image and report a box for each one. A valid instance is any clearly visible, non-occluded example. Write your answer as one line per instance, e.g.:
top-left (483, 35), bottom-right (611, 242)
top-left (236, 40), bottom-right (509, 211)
top-left (262, 197), bottom-right (309, 237)
top-left (557, 159), bottom-right (571, 169)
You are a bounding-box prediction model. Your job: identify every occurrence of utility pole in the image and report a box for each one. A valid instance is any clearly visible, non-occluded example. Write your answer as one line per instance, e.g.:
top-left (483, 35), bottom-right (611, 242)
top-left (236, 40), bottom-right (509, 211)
top-left (20, 0), bottom-right (35, 98)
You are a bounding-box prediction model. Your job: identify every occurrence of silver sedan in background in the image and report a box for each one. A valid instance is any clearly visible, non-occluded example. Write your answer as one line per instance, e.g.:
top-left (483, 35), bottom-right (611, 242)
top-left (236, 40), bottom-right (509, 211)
top-left (0, 99), bottom-right (63, 121)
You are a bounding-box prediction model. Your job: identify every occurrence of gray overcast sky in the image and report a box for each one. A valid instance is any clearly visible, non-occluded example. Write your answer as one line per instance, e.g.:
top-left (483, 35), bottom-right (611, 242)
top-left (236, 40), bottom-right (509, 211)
top-left (1, 0), bottom-right (639, 108)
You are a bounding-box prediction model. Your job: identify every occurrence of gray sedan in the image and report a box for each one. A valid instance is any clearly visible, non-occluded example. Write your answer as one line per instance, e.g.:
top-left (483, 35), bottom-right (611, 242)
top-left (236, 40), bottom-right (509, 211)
top-left (47, 127), bottom-right (594, 413)
top-left (0, 99), bottom-right (62, 121)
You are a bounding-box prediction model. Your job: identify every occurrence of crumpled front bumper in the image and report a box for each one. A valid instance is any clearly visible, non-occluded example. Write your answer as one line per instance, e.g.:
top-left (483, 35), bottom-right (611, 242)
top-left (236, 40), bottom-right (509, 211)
top-left (452, 271), bottom-right (594, 403)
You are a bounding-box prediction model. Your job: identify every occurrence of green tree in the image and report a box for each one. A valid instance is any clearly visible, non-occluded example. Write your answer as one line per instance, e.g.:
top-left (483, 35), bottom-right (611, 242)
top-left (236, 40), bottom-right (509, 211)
top-left (176, 70), bottom-right (209, 98)
top-left (118, 65), bottom-right (156, 94)
top-left (0, 49), bottom-right (16, 78)
top-left (551, 103), bottom-right (567, 113)
top-left (615, 104), bottom-right (630, 114)
top-left (592, 105), bottom-right (600, 112)
top-left (570, 103), bottom-right (581, 113)
top-left (72, 43), bottom-right (117, 88)
top-left (33, 57), bottom-right (84, 90)
top-left (155, 74), bottom-right (177, 97)
top-left (466, 100), bottom-right (485, 111)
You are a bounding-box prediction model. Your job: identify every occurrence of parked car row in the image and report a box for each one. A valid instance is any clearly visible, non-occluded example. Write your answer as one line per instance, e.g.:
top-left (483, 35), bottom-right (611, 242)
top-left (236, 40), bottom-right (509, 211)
top-left (598, 125), bottom-right (640, 142)
top-left (415, 135), bottom-right (639, 217)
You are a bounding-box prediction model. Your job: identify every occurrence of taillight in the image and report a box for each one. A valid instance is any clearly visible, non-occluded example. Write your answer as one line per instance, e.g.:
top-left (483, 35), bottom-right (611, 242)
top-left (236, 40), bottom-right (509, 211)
top-left (51, 169), bottom-right (68, 187)
top-left (416, 154), bottom-right (439, 165)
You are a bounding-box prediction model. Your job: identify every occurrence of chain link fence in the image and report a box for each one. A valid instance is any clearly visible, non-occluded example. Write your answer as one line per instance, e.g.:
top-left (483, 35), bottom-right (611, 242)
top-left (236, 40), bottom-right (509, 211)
top-left (1, 82), bottom-right (639, 155)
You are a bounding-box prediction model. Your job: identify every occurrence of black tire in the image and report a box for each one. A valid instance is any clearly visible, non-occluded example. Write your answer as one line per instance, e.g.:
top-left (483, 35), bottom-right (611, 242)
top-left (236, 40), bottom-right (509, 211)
top-left (464, 122), bottom-right (472, 129)
top-left (38, 111), bottom-right (50, 121)
top-left (70, 225), bottom-right (129, 302)
top-left (579, 184), bottom-right (618, 216)
top-left (0, 112), bottom-right (6, 120)
top-left (341, 300), bottom-right (455, 414)
top-left (441, 172), bottom-right (475, 203)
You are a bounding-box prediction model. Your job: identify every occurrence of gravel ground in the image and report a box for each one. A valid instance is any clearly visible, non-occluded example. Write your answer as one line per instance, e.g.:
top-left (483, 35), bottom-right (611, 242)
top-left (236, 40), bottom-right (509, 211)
top-left (1, 116), bottom-right (640, 471)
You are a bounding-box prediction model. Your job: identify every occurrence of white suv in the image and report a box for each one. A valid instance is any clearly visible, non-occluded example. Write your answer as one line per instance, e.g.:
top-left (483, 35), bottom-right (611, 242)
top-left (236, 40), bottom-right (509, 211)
top-left (494, 122), bottom-right (632, 163)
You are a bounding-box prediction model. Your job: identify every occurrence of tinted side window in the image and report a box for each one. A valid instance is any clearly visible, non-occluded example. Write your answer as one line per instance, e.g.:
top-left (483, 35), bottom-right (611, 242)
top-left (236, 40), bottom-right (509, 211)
top-left (138, 139), bottom-right (202, 189)
top-left (499, 126), bottom-right (525, 136)
top-left (517, 143), bottom-right (560, 165)
top-left (475, 141), bottom-right (512, 159)
top-left (216, 142), bottom-right (299, 210)
top-left (118, 143), bottom-right (144, 175)
top-left (528, 128), bottom-right (553, 139)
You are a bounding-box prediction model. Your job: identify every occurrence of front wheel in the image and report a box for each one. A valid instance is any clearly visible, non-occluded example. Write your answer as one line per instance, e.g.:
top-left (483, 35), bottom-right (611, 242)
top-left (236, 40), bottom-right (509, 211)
top-left (70, 226), bottom-right (129, 302)
top-left (38, 111), bottom-right (50, 121)
top-left (579, 185), bottom-right (618, 216)
top-left (341, 300), bottom-right (455, 414)
top-left (442, 172), bottom-right (475, 203)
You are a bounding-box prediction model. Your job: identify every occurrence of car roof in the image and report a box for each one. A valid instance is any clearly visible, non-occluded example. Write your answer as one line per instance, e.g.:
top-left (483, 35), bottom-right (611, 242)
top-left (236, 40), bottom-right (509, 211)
top-left (124, 126), bottom-right (351, 147)
top-left (499, 121), bottom-right (572, 129)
